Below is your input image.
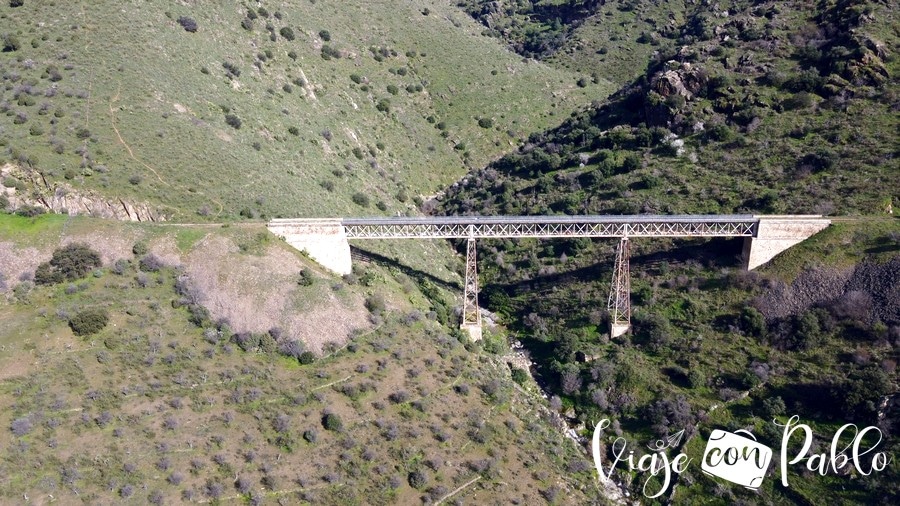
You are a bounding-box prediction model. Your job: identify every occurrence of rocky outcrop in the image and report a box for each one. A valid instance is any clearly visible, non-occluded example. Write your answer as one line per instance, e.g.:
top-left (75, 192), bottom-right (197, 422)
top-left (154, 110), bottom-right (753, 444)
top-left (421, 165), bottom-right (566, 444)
top-left (650, 62), bottom-right (709, 100)
top-left (1, 163), bottom-right (165, 222)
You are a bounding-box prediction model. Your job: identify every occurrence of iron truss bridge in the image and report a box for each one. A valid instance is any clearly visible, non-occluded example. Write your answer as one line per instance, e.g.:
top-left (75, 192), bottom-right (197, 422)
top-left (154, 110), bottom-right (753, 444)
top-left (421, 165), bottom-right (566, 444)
top-left (341, 215), bottom-right (758, 239)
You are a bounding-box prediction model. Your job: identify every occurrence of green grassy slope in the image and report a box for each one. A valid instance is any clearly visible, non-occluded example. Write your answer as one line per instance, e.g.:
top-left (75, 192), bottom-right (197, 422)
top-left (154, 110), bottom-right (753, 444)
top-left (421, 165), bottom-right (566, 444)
top-left (0, 0), bottom-right (610, 220)
top-left (0, 213), bottom-right (601, 504)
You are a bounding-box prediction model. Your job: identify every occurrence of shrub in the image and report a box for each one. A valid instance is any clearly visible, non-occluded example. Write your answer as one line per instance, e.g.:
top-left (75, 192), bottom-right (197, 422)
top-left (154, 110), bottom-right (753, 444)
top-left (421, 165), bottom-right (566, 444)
top-left (2, 33), bottom-right (21, 52)
top-left (279, 27), bottom-right (295, 41)
top-left (259, 332), bottom-right (277, 354)
top-left (375, 98), bottom-right (390, 113)
top-left (15, 204), bottom-right (45, 217)
top-left (35, 243), bottom-right (102, 284)
top-left (510, 367), bottom-right (528, 385)
top-left (783, 92), bottom-right (814, 110)
top-left (10, 416), bottom-right (32, 436)
top-left (69, 309), bottom-right (109, 336)
top-left (177, 16), bottom-right (198, 33)
top-left (222, 61), bottom-right (241, 78)
top-left (365, 294), bottom-right (385, 314)
top-left (321, 45), bottom-right (341, 59)
top-left (318, 30), bottom-right (331, 41)
top-left (351, 192), bottom-right (370, 207)
top-left (408, 470), bottom-right (428, 489)
top-left (298, 269), bottom-right (315, 286)
top-left (478, 118), bottom-right (494, 129)
top-left (224, 114), bottom-right (242, 129)
top-left (322, 413), bottom-right (343, 431)
top-left (298, 351), bottom-right (316, 364)
top-left (386, 84), bottom-right (399, 95)
top-left (139, 254), bottom-right (164, 272)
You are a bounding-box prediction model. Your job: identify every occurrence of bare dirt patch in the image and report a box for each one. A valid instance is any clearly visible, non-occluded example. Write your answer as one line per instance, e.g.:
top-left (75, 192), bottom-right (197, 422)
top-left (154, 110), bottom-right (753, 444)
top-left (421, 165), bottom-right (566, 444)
top-left (183, 237), bottom-right (369, 353)
top-left (0, 242), bottom-right (47, 289)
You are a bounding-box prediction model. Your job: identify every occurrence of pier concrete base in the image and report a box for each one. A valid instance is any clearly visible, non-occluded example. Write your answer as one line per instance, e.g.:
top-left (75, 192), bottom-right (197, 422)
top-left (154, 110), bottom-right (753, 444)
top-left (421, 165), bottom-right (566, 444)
top-left (610, 323), bottom-right (630, 339)
top-left (461, 323), bottom-right (483, 342)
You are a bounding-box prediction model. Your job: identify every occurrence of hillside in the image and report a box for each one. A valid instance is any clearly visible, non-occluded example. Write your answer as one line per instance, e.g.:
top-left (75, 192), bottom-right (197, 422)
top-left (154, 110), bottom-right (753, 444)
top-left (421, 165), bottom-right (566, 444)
top-left (438, 0), bottom-right (900, 503)
top-left (0, 0), bottom-right (609, 220)
top-left (0, 1), bottom-right (898, 505)
top-left (0, 213), bottom-right (603, 504)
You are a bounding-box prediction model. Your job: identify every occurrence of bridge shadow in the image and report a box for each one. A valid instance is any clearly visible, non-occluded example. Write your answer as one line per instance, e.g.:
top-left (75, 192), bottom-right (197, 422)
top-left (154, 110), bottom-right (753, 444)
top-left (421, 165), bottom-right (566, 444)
top-left (488, 237), bottom-right (745, 297)
top-left (349, 245), bottom-right (461, 292)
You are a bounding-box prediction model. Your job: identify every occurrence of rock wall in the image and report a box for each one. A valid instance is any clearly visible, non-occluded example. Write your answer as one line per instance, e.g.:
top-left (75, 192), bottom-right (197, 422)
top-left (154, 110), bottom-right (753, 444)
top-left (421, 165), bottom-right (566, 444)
top-left (1, 163), bottom-right (165, 222)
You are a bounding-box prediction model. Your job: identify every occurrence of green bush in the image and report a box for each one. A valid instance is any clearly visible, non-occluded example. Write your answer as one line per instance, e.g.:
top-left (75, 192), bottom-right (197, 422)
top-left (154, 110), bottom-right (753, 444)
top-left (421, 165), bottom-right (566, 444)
top-left (297, 269), bottom-right (314, 286)
top-left (298, 351), bottom-right (316, 364)
top-left (259, 333), bottom-right (277, 354)
top-left (478, 118), bottom-right (494, 129)
top-left (69, 309), bottom-right (109, 336)
top-left (35, 243), bottom-right (102, 285)
top-left (321, 45), bottom-right (341, 60)
top-left (351, 192), bottom-right (370, 207)
top-left (375, 99), bottom-right (390, 113)
top-left (15, 205), bottom-right (46, 218)
top-left (224, 114), bottom-right (242, 129)
top-left (279, 27), bottom-right (295, 41)
top-left (510, 367), bottom-right (528, 385)
top-left (408, 470), bottom-right (428, 489)
top-left (365, 294), bottom-right (386, 314)
top-left (322, 413), bottom-right (342, 431)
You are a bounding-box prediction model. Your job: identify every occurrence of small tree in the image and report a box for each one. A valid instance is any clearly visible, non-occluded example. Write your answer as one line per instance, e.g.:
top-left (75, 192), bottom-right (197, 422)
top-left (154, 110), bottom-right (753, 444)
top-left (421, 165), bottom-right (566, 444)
top-left (35, 243), bottom-right (102, 285)
top-left (69, 309), bottom-right (109, 336)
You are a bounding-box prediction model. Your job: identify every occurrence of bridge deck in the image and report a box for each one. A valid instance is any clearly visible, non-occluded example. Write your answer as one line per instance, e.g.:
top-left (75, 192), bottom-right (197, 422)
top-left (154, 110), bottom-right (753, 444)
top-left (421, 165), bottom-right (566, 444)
top-left (268, 215), bottom-right (795, 239)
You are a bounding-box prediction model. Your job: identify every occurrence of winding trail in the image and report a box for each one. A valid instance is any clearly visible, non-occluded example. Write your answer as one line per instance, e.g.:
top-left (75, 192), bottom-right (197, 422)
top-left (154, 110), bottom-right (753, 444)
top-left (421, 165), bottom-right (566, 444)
top-left (107, 84), bottom-right (225, 218)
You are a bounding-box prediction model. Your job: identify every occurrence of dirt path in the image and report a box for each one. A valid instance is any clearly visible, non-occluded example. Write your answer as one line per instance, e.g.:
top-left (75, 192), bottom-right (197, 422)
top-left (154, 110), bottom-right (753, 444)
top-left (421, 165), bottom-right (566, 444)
top-left (108, 85), bottom-right (225, 218)
top-left (109, 85), bottom-right (169, 186)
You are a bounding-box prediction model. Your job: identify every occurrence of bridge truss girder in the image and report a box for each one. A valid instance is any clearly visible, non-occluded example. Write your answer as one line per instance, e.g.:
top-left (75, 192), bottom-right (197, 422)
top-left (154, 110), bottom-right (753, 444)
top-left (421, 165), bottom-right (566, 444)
top-left (342, 219), bottom-right (755, 240)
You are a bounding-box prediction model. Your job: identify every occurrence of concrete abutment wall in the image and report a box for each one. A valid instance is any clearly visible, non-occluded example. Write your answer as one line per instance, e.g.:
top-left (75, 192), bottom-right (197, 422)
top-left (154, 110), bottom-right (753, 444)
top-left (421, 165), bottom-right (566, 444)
top-left (742, 215), bottom-right (831, 270)
top-left (267, 219), bottom-right (352, 276)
